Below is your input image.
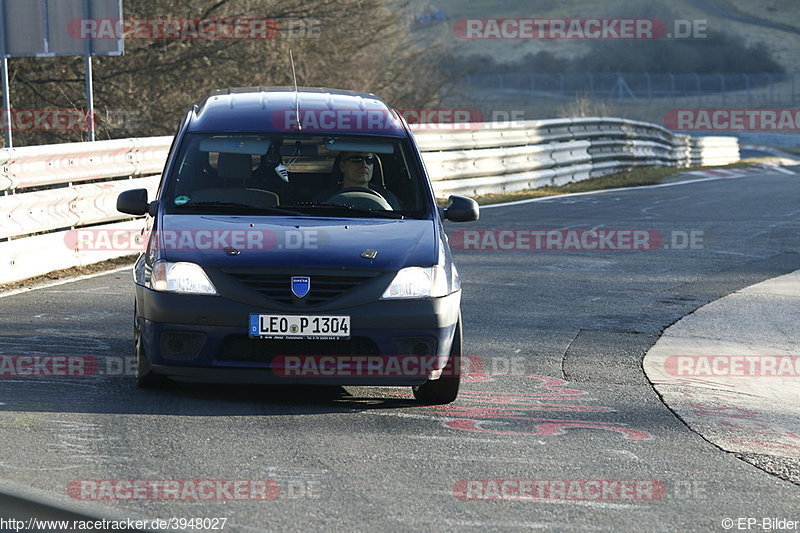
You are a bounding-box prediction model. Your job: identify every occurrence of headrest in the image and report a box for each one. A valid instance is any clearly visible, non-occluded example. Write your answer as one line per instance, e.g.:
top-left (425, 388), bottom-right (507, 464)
top-left (217, 152), bottom-right (252, 181)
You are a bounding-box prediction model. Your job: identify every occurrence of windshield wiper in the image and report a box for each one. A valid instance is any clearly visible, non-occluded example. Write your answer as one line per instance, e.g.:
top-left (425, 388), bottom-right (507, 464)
top-left (292, 202), bottom-right (405, 219)
top-left (174, 201), bottom-right (307, 216)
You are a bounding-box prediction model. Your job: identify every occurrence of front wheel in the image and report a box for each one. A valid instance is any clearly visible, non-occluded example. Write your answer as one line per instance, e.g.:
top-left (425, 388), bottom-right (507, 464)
top-left (412, 315), bottom-right (462, 404)
top-left (134, 311), bottom-right (169, 389)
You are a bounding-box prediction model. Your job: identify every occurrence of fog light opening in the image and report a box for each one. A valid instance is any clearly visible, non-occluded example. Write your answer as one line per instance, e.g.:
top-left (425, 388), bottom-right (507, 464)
top-left (412, 342), bottom-right (431, 356)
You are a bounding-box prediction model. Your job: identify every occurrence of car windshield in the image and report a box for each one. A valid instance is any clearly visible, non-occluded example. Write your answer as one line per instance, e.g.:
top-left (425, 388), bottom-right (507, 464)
top-left (162, 133), bottom-right (431, 219)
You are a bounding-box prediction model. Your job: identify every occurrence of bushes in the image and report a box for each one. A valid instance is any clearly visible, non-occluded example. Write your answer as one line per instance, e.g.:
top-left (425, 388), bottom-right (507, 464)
top-left (443, 31), bottom-right (784, 78)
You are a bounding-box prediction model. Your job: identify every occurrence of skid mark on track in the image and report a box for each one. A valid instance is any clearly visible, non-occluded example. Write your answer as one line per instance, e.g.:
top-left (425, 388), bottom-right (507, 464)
top-left (0, 417), bottom-right (126, 472)
top-left (0, 336), bottom-right (111, 355)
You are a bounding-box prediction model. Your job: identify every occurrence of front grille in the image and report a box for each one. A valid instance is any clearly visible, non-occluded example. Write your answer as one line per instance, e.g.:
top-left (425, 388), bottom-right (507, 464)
top-left (219, 335), bottom-right (379, 363)
top-left (222, 269), bottom-right (381, 305)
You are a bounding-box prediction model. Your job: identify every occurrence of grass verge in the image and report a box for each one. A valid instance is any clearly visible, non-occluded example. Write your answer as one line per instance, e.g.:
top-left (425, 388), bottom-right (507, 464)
top-left (439, 164), bottom-right (754, 206)
top-left (0, 255), bottom-right (137, 293)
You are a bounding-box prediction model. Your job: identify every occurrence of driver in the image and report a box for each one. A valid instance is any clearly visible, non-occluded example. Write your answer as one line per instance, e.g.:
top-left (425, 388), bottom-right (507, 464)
top-left (315, 152), bottom-right (401, 209)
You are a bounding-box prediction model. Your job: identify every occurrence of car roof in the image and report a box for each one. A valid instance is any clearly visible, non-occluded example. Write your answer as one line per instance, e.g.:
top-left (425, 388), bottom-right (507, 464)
top-left (188, 86), bottom-right (407, 137)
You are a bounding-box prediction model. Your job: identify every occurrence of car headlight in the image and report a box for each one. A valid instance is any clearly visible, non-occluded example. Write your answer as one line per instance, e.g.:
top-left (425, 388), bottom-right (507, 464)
top-left (149, 260), bottom-right (219, 295)
top-left (381, 266), bottom-right (449, 299)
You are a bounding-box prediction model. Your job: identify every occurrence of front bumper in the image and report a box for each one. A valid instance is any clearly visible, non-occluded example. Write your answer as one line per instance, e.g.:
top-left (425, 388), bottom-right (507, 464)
top-left (135, 284), bottom-right (461, 385)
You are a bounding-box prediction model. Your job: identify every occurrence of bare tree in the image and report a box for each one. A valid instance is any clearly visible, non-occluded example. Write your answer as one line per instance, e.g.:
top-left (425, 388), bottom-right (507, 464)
top-left (5, 0), bottom-right (451, 145)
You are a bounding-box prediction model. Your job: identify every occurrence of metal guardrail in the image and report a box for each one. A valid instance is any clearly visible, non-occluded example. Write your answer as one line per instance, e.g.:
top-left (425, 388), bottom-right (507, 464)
top-left (415, 118), bottom-right (736, 196)
top-left (0, 119), bottom-right (739, 285)
top-left (689, 136), bottom-right (740, 166)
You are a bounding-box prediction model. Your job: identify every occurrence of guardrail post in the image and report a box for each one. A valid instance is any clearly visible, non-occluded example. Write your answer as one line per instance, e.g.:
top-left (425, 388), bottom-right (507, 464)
top-left (769, 73), bottom-right (775, 105)
top-left (694, 73), bottom-right (702, 106)
top-left (668, 73), bottom-right (676, 104)
top-left (2, 56), bottom-right (11, 148)
top-left (746, 74), bottom-right (751, 107)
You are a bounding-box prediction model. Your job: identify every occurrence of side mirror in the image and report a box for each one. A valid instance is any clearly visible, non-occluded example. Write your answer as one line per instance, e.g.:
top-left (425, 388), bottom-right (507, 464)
top-left (117, 189), bottom-right (151, 216)
top-left (444, 195), bottom-right (479, 222)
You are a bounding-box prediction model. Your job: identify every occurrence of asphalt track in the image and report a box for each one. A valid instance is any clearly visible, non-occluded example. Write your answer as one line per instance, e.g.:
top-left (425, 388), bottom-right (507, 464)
top-left (1, 167), bottom-right (799, 532)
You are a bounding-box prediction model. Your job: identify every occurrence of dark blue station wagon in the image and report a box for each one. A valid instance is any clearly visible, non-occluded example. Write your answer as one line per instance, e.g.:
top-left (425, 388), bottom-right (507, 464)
top-left (117, 87), bottom-right (479, 403)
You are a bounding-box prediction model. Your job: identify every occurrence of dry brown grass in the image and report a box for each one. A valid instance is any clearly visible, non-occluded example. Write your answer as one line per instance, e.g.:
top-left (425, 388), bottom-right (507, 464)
top-left (437, 163), bottom-right (754, 206)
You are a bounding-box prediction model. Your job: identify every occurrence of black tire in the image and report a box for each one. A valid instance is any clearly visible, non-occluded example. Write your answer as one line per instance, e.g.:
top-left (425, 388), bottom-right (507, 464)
top-left (412, 315), bottom-right (461, 404)
top-left (134, 313), bottom-right (169, 389)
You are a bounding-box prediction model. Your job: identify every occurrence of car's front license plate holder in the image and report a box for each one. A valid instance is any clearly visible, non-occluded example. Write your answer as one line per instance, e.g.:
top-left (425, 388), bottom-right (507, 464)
top-left (249, 314), bottom-right (351, 340)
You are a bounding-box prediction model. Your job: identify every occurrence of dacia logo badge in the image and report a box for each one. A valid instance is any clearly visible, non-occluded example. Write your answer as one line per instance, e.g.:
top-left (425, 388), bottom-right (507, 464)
top-left (291, 276), bottom-right (310, 298)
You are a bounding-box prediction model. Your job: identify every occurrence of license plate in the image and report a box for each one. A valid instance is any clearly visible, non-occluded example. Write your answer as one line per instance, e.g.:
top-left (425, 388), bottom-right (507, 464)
top-left (249, 314), bottom-right (351, 340)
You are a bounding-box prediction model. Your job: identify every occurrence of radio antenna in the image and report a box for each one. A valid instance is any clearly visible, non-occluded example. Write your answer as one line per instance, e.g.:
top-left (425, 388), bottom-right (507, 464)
top-left (290, 49), bottom-right (301, 131)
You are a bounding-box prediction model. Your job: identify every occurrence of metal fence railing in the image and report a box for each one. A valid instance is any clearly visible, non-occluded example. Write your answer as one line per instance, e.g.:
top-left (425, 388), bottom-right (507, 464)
top-left (413, 118), bottom-right (737, 196)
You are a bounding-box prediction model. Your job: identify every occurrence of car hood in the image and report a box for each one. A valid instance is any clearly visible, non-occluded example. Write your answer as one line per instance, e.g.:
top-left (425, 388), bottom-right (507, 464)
top-left (156, 215), bottom-right (437, 270)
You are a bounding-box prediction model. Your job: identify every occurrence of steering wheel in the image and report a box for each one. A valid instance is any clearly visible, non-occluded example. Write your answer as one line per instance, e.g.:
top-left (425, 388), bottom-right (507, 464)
top-left (335, 187), bottom-right (387, 200)
top-left (326, 187), bottom-right (393, 210)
